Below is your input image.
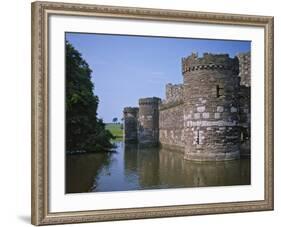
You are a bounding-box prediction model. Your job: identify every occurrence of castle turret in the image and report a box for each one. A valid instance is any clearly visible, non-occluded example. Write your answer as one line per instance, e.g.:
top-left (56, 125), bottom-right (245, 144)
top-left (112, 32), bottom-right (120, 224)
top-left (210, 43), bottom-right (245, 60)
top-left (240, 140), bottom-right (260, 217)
top-left (123, 107), bottom-right (139, 143)
top-left (138, 97), bottom-right (161, 146)
top-left (182, 53), bottom-right (241, 161)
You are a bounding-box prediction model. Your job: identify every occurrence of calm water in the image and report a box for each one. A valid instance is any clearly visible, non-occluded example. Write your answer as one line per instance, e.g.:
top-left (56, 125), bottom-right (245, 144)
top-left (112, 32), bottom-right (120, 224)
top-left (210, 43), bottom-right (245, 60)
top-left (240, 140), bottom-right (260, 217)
top-left (66, 141), bottom-right (250, 193)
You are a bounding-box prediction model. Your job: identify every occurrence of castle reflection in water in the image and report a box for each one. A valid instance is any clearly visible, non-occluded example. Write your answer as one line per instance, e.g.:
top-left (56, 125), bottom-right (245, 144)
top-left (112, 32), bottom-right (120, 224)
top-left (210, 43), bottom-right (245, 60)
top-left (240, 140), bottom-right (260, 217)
top-left (66, 142), bottom-right (250, 193)
top-left (124, 143), bottom-right (250, 190)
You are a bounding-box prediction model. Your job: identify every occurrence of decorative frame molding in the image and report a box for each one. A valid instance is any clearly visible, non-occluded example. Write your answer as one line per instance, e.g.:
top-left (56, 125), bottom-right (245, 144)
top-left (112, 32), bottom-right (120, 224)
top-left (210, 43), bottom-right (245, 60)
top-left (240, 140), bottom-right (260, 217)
top-left (31, 1), bottom-right (274, 225)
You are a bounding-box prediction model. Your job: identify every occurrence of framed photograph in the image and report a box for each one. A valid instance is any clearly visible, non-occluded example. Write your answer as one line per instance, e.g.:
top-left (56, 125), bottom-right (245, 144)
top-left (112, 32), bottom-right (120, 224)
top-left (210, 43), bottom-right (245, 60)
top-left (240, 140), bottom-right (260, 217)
top-left (31, 1), bottom-right (274, 225)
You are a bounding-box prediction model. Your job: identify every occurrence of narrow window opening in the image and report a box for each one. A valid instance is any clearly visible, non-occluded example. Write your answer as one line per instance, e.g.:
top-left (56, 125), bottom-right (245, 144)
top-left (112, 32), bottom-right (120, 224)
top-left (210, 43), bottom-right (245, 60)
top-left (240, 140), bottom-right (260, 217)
top-left (216, 85), bottom-right (223, 97)
top-left (196, 130), bottom-right (200, 144)
top-left (240, 131), bottom-right (244, 142)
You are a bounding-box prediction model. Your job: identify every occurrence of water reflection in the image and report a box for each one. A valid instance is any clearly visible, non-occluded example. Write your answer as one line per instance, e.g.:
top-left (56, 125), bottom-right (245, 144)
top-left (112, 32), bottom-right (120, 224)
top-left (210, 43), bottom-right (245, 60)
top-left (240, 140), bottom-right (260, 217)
top-left (65, 152), bottom-right (111, 193)
top-left (124, 143), bottom-right (161, 189)
top-left (66, 141), bottom-right (250, 193)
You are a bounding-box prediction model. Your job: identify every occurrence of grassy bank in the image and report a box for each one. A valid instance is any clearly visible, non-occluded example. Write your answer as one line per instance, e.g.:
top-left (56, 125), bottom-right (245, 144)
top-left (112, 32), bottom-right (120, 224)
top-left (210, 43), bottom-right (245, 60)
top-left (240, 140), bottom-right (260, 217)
top-left (105, 123), bottom-right (123, 141)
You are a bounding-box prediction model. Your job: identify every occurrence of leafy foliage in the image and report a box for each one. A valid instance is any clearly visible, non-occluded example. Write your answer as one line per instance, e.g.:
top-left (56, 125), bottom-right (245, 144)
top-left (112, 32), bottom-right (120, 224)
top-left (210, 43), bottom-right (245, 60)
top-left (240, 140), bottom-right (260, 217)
top-left (66, 41), bottom-right (114, 153)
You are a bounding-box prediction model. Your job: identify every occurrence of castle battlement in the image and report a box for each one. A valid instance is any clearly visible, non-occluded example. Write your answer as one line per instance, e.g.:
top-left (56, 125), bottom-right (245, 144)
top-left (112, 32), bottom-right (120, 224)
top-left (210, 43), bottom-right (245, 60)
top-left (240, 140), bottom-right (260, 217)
top-left (139, 97), bottom-right (161, 105)
top-left (182, 52), bottom-right (239, 74)
top-left (164, 83), bottom-right (184, 104)
top-left (123, 107), bottom-right (139, 114)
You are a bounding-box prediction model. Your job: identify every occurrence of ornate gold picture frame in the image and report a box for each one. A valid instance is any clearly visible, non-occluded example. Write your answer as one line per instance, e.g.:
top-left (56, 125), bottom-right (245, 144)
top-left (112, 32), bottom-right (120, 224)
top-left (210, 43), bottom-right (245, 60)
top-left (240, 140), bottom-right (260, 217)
top-left (31, 1), bottom-right (274, 225)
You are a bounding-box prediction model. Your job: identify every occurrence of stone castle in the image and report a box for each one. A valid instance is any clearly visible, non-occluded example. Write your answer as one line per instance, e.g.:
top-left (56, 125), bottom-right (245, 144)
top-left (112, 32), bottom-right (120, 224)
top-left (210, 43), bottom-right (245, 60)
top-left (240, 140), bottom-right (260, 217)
top-left (123, 52), bottom-right (251, 161)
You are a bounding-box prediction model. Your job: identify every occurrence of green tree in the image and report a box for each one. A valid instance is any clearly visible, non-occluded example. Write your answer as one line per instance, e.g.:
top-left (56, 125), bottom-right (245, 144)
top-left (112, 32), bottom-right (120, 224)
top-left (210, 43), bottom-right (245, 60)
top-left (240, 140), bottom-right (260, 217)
top-left (66, 41), bottom-right (114, 153)
top-left (112, 117), bottom-right (118, 124)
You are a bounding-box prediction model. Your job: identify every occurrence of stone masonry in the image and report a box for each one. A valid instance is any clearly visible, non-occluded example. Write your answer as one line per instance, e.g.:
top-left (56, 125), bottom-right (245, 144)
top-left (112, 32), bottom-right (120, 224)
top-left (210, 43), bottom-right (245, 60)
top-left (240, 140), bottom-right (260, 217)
top-left (138, 97), bottom-right (161, 146)
top-left (237, 52), bottom-right (251, 157)
top-left (123, 52), bottom-right (251, 161)
top-left (123, 107), bottom-right (139, 143)
top-left (164, 83), bottom-right (184, 104)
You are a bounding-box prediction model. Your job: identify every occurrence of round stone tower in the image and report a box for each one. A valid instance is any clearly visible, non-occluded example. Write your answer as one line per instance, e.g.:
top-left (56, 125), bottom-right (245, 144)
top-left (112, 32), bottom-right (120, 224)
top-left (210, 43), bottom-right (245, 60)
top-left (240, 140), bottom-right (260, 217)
top-left (138, 97), bottom-right (161, 146)
top-left (182, 53), bottom-right (241, 161)
top-left (123, 107), bottom-right (139, 143)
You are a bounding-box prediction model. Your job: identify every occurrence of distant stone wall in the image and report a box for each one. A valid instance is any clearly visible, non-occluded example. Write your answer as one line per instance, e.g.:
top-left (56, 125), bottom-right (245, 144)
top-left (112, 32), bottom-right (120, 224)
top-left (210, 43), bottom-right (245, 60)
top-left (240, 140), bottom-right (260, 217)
top-left (138, 97), bottom-right (161, 146)
top-left (164, 83), bottom-right (184, 104)
top-left (237, 52), bottom-right (251, 87)
top-left (237, 52), bottom-right (251, 156)
top-left (123, 107), bottom-right (139, 143)
top-left (159, 103), bottom-right (185, 152)
top-left (239, 85), bottom-right (251, 156)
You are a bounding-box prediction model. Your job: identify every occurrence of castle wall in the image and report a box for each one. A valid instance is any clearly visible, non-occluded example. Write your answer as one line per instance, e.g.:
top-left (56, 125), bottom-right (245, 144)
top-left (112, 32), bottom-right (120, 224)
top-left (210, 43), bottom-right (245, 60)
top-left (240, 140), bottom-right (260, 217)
top-left (239, 86), bottom-right (251, 156)
top-left (164, 83), bottom-right (184, 104)
top-left (123, 107), bottom-right (139, 143)
top-left (159, 103), bottom-right (185, 152)
top-left (237, 52), bottom-right (251, 87)
top-left (138, 97), bottom-right (161, 146)
top-left (238, 52), bottom-right (251, 156)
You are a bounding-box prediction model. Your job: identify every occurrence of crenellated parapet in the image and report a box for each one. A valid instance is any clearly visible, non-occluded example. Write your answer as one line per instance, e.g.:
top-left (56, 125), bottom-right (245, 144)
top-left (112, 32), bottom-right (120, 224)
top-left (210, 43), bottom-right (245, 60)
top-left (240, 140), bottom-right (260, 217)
top-left (139, 97), bottom-right (161, 105)
top-left (182, 53), bottom-right (239, 76)
top-left (163, 83), bottom-right (184, 104)
top-left (123, 107), bottom-right (139, 114)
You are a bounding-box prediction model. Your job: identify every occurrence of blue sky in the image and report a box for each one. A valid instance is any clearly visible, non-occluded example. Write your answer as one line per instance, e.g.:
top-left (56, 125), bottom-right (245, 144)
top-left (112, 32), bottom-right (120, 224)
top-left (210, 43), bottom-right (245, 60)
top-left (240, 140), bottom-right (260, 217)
top-left (66, 33), bottom-right (250, 123)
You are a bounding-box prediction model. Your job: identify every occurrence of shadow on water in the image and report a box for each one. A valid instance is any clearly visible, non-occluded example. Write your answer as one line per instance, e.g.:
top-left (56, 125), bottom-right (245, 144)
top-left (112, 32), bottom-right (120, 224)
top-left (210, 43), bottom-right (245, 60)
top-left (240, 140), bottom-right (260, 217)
top-left (66, 151), bottom-right (112, 193)
top-left (66, 141), bottom-right (250, 193)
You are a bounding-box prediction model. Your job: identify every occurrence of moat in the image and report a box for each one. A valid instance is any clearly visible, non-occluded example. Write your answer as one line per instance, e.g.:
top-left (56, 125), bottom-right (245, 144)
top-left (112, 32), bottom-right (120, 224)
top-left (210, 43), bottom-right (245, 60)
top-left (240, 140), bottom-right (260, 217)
top-left (66, 141), bottom-right (250, 193)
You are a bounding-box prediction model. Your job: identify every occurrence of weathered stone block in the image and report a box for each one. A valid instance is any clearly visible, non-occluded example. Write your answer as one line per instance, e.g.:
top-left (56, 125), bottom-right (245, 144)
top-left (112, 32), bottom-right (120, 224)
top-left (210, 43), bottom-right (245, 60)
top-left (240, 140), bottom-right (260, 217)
top-left (215, 113), bottom-right (220, 119)
top-left (194, 113), bottom-right (200, 119)
top-left (217, 106), bottom-right (224, 112)
top-left (197, 106), bottom-right (205, 112)
top-left (230, 107), bottom-right (237, 112)
top-left (202, 112), bottom-right (210, 119)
